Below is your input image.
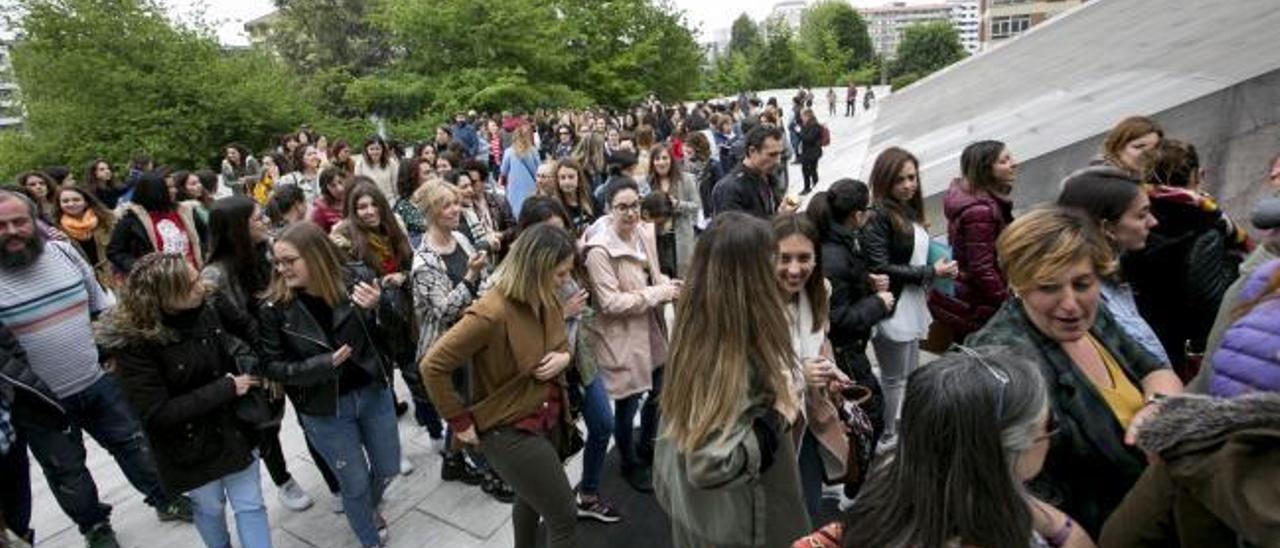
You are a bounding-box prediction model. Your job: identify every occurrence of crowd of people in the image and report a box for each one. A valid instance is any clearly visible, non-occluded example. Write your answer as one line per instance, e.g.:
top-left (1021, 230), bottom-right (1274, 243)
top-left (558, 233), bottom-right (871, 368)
top-left (0, 95), bottom-right (1278, 548)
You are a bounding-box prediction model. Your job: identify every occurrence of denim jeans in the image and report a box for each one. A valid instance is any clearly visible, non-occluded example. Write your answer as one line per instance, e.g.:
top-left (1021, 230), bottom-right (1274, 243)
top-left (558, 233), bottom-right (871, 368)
top-left (299, 383), bottom-right (401, 547)
top-left (16, 376), bottom-right (170, 534)
top-left (613, 366), bottom-right (663, 470)
top-left (577, 375), bottom-right (614, 494)
top-left (187, 457), bottom-right (271, 548)
top-left (797, 432), bottom-right (825, 522)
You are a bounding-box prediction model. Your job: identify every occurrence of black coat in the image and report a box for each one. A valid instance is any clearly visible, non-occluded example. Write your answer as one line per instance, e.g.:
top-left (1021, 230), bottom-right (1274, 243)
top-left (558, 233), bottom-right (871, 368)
top-left (257, 266), bottom-right (390, 417)
top-left (109, 305), bottom-right (257, 493)
top-left (822, 224), bottom-right (890, 350)
top-left (798, 122), bottom-right (823, 163)
top-left (0, 322), bottom-right (69, 431)
top-left (858, 204), bottom-right (933, 309)
top-left (710, 165), bottom-right (778, 219)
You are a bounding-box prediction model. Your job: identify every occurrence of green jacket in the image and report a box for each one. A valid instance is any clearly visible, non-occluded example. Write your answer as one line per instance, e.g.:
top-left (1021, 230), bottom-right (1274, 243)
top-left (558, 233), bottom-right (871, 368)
top-left (967, 299), bottom-right (1169, 536)
top-left (653, 397), bottom-right (810, 547)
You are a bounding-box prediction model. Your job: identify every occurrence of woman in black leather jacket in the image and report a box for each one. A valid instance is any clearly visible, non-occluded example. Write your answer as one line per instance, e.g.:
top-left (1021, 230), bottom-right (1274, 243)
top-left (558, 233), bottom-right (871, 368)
top-left (859, 147), bottom-right (958, 440)
top-left (257, 222), bottom-right (399, 548)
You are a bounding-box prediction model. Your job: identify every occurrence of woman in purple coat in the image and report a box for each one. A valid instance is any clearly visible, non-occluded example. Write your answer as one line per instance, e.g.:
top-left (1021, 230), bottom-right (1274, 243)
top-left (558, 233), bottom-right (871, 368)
top-left (1210, 258), bottom-right (1280, 395)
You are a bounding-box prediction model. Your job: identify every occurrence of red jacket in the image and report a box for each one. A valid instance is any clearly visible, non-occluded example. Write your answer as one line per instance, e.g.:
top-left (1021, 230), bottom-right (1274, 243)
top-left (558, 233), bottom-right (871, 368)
top-left (932, 178), bottom-right (1012, 335)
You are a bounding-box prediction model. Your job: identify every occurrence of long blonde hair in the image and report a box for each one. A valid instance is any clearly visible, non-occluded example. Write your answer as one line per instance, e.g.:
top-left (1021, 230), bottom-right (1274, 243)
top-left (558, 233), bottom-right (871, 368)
top-left (263, 222), bottom-right (349, 306)
top-left (513, 124), bottom-right (535, 156)
top-left (490, 224), bottom-right (576, 312)
top-left (661, 212), bottom-right (796, 453)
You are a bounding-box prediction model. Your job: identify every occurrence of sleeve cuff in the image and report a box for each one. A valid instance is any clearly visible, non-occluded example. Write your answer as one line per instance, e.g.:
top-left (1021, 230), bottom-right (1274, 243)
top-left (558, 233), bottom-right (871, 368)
top-left (446, 413), bottom-right (475, 433)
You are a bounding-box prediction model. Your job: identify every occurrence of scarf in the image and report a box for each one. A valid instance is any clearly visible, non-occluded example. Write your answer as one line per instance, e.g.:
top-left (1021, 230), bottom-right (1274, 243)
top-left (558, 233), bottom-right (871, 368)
top-left (367, 230), bottom-right (398, 275)
top-left (60, 209), bottom-right (100, 242)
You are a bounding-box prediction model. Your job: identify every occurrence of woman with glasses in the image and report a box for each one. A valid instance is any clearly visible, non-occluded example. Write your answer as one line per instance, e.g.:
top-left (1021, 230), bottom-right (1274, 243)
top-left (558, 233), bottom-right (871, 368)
top-left (828, 346), bottom-right (1093, 548)
top-left (553, 125), bottom-right (575, 160)
top-left (258, 222), bottom-right (400, 548)
top-left (583, 179), bottom-right (681, 493)
top-left (968, 207), bottom-right (1183, 536)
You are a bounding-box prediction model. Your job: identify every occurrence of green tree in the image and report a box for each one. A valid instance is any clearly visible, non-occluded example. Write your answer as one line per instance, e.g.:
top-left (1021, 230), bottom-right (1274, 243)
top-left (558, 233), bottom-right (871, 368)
top-left (798, 0), bottom-right (874, 81)
top-left (728, 13), bottom-right (762, 56)
top-left (0, 0), bottom-right (314, 177)
top-left (892, 21), bottom-right (966, 82)
top-left (750, 16), bottom-right (804, 90)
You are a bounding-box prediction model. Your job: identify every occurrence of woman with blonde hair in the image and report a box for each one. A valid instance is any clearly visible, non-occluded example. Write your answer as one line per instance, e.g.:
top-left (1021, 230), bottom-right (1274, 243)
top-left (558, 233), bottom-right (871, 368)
top-left (410, 183), bottom-right (514, 501)
top-left (102, 253), bottom-right (271, 548)
top-left (500, 124), bottom-right (541, 216)
top-left (968, 206), bottom-right (1182, 536)
top-left (421, 224), bottom-right (581, 548)
top-left (655, 211), bottom-right (809, 547)
top-left (258, 223), bottom-right (399, 548)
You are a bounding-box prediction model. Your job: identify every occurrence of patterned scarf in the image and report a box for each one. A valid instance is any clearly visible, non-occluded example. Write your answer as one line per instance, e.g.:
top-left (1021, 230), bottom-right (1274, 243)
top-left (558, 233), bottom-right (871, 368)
top-left (60, 209), bottom-right (99, 242)
top-left (367, 230), bottom-right (398, 274)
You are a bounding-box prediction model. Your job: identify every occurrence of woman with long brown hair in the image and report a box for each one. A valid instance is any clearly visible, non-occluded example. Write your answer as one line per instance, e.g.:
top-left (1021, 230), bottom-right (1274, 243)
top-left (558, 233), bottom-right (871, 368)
top-left (258, 222), bottom-right (399, 548)
top-left (550, 158), bottom-right (595, 235)
top-left (50, 185), bottom-right (117, 291)
top-left (640, 144), bottom-right (701, 276)
top-left (421, 224), bottom-right (581, 548)
top-left (860, 147), bottom-right (958, 440)
top-left (654, 211), bottom-right (809, 547)
top-left (1099, 115), bottom-right (1163, 177)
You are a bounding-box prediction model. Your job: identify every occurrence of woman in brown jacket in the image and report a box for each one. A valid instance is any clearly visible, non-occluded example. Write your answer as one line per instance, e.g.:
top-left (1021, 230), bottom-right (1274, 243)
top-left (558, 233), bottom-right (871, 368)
top-left (421, 224), bottom-right (580, 548)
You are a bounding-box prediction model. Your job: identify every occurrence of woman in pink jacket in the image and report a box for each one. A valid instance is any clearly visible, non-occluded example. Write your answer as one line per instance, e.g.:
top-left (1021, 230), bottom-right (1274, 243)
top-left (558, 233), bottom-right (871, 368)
top-left (583, 178), bottom-right (681, 493)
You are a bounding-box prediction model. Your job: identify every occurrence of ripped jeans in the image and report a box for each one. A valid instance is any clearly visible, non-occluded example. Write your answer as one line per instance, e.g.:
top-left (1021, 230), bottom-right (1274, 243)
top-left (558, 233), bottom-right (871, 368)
top-left (299, 384), bottom-right (401, 547)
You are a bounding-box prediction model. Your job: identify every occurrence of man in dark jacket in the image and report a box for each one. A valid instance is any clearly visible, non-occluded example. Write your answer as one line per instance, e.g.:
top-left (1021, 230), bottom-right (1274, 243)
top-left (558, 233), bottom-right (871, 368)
top-left (452, 112), bottom-right (481, 160)
top-left (0, 191), bottom-right (191, 548)
top-left (0, 323), bottom-right (34, 546)
top-left (711, 125), bottom-right (789, 220)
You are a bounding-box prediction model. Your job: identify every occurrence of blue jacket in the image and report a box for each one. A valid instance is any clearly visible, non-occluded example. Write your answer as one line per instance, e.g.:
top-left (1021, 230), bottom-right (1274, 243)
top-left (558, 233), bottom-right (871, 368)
top-left (1210, 259), bottom-right (1280, 396)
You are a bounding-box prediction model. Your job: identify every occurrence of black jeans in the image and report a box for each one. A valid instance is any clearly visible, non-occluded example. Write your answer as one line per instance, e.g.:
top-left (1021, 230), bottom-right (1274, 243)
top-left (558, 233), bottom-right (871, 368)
top-left (16, 376), bottom-right (172, 534)
top-left (801, 159), bottom-right (820, 193)
top-left (846, 101), bottom-right (856, 116)
top-left (480, 426), bottom-right (577, 548)
top-left (614, 366), bottom-right (663, 470)
top-left (0, 429), bottom-right (32, 540)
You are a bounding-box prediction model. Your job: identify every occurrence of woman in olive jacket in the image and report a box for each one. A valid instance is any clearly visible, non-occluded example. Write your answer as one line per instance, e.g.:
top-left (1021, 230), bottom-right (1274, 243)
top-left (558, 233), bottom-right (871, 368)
top-left (103, 253), bottom-right (270, 548)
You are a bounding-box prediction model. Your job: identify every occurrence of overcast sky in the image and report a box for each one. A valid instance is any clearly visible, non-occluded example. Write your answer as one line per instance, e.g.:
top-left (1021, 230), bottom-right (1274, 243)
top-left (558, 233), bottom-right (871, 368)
top-left (158, 0), bottom-right (935, 46)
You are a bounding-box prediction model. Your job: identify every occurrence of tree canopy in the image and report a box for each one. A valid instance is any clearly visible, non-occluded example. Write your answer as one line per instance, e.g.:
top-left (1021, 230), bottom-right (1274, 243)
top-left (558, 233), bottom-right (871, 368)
top-left (797, 1), bottom-right (875, 80)
top-left (0, 0), bottom-right (315, 175)
top-left (891, 21), bottom-right (967, 88)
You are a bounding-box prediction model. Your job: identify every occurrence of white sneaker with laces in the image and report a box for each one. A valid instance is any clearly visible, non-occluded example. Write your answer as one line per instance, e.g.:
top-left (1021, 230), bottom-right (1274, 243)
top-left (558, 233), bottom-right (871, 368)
top-left (277, 478), bottom-right (315, 512)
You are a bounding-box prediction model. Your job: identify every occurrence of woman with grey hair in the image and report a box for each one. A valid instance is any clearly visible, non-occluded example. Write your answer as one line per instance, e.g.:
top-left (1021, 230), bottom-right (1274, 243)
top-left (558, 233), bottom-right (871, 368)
top-left (818, 347), bottom-right (1094, 548)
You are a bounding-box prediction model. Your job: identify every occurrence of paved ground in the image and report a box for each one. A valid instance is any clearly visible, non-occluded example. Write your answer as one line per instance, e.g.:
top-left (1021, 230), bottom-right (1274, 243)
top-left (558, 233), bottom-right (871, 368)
top-left (28, 92), bottom-right (892, 548)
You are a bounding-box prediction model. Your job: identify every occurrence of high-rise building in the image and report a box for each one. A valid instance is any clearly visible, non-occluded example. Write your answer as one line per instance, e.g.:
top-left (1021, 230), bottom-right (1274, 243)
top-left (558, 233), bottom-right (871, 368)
top-left (771, 0), bottom-right (810, 31)
top-left (948, 0), bottom-right (981, 54)
top-left (860, 2), bottom-right (952, 59)
top-left (0, 40), bottom-right (20, 131)
top-left (980, 0), bottom-right (1089, 49)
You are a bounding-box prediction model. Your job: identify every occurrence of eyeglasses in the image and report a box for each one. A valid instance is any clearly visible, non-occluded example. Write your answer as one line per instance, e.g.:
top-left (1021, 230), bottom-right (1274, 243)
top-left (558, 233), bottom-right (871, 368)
top-left (952, 344), bottom-right (1009, 420)
top-left (611, 202), bottom-right (640, 214)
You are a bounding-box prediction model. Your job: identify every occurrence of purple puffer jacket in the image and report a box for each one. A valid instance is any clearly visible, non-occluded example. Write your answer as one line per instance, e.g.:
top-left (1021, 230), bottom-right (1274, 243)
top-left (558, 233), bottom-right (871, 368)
top-left (1210, 259), bottom-right (1280, 396)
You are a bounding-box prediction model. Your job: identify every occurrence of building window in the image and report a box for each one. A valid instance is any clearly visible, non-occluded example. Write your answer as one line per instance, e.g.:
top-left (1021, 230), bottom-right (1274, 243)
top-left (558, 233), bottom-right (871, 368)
top-left (991, 15), bottom-right (1031, 38)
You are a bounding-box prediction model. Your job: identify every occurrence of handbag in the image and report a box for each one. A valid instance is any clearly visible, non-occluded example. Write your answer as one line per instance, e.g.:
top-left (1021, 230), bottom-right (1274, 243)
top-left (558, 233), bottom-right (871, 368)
top-left (829, 383), bottom-right (875, 498)
top-left (215, 325), bottom-right (284, 430)
top-left (792, 521), bottom-right (844, 548)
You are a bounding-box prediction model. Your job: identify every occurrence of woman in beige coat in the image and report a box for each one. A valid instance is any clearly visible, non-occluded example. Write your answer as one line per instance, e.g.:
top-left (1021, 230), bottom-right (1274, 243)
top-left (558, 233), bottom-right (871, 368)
top-left (583, 178), bottom-right (681, 493)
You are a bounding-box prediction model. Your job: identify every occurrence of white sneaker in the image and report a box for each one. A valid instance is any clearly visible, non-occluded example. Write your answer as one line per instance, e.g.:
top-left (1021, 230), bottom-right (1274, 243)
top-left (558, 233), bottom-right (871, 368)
top-left (331, 496), bottom-right (344, 514)
top-left (399, 456), bottom-right (415, 476)
top-left (277, 478), bottom-right (315, 512)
